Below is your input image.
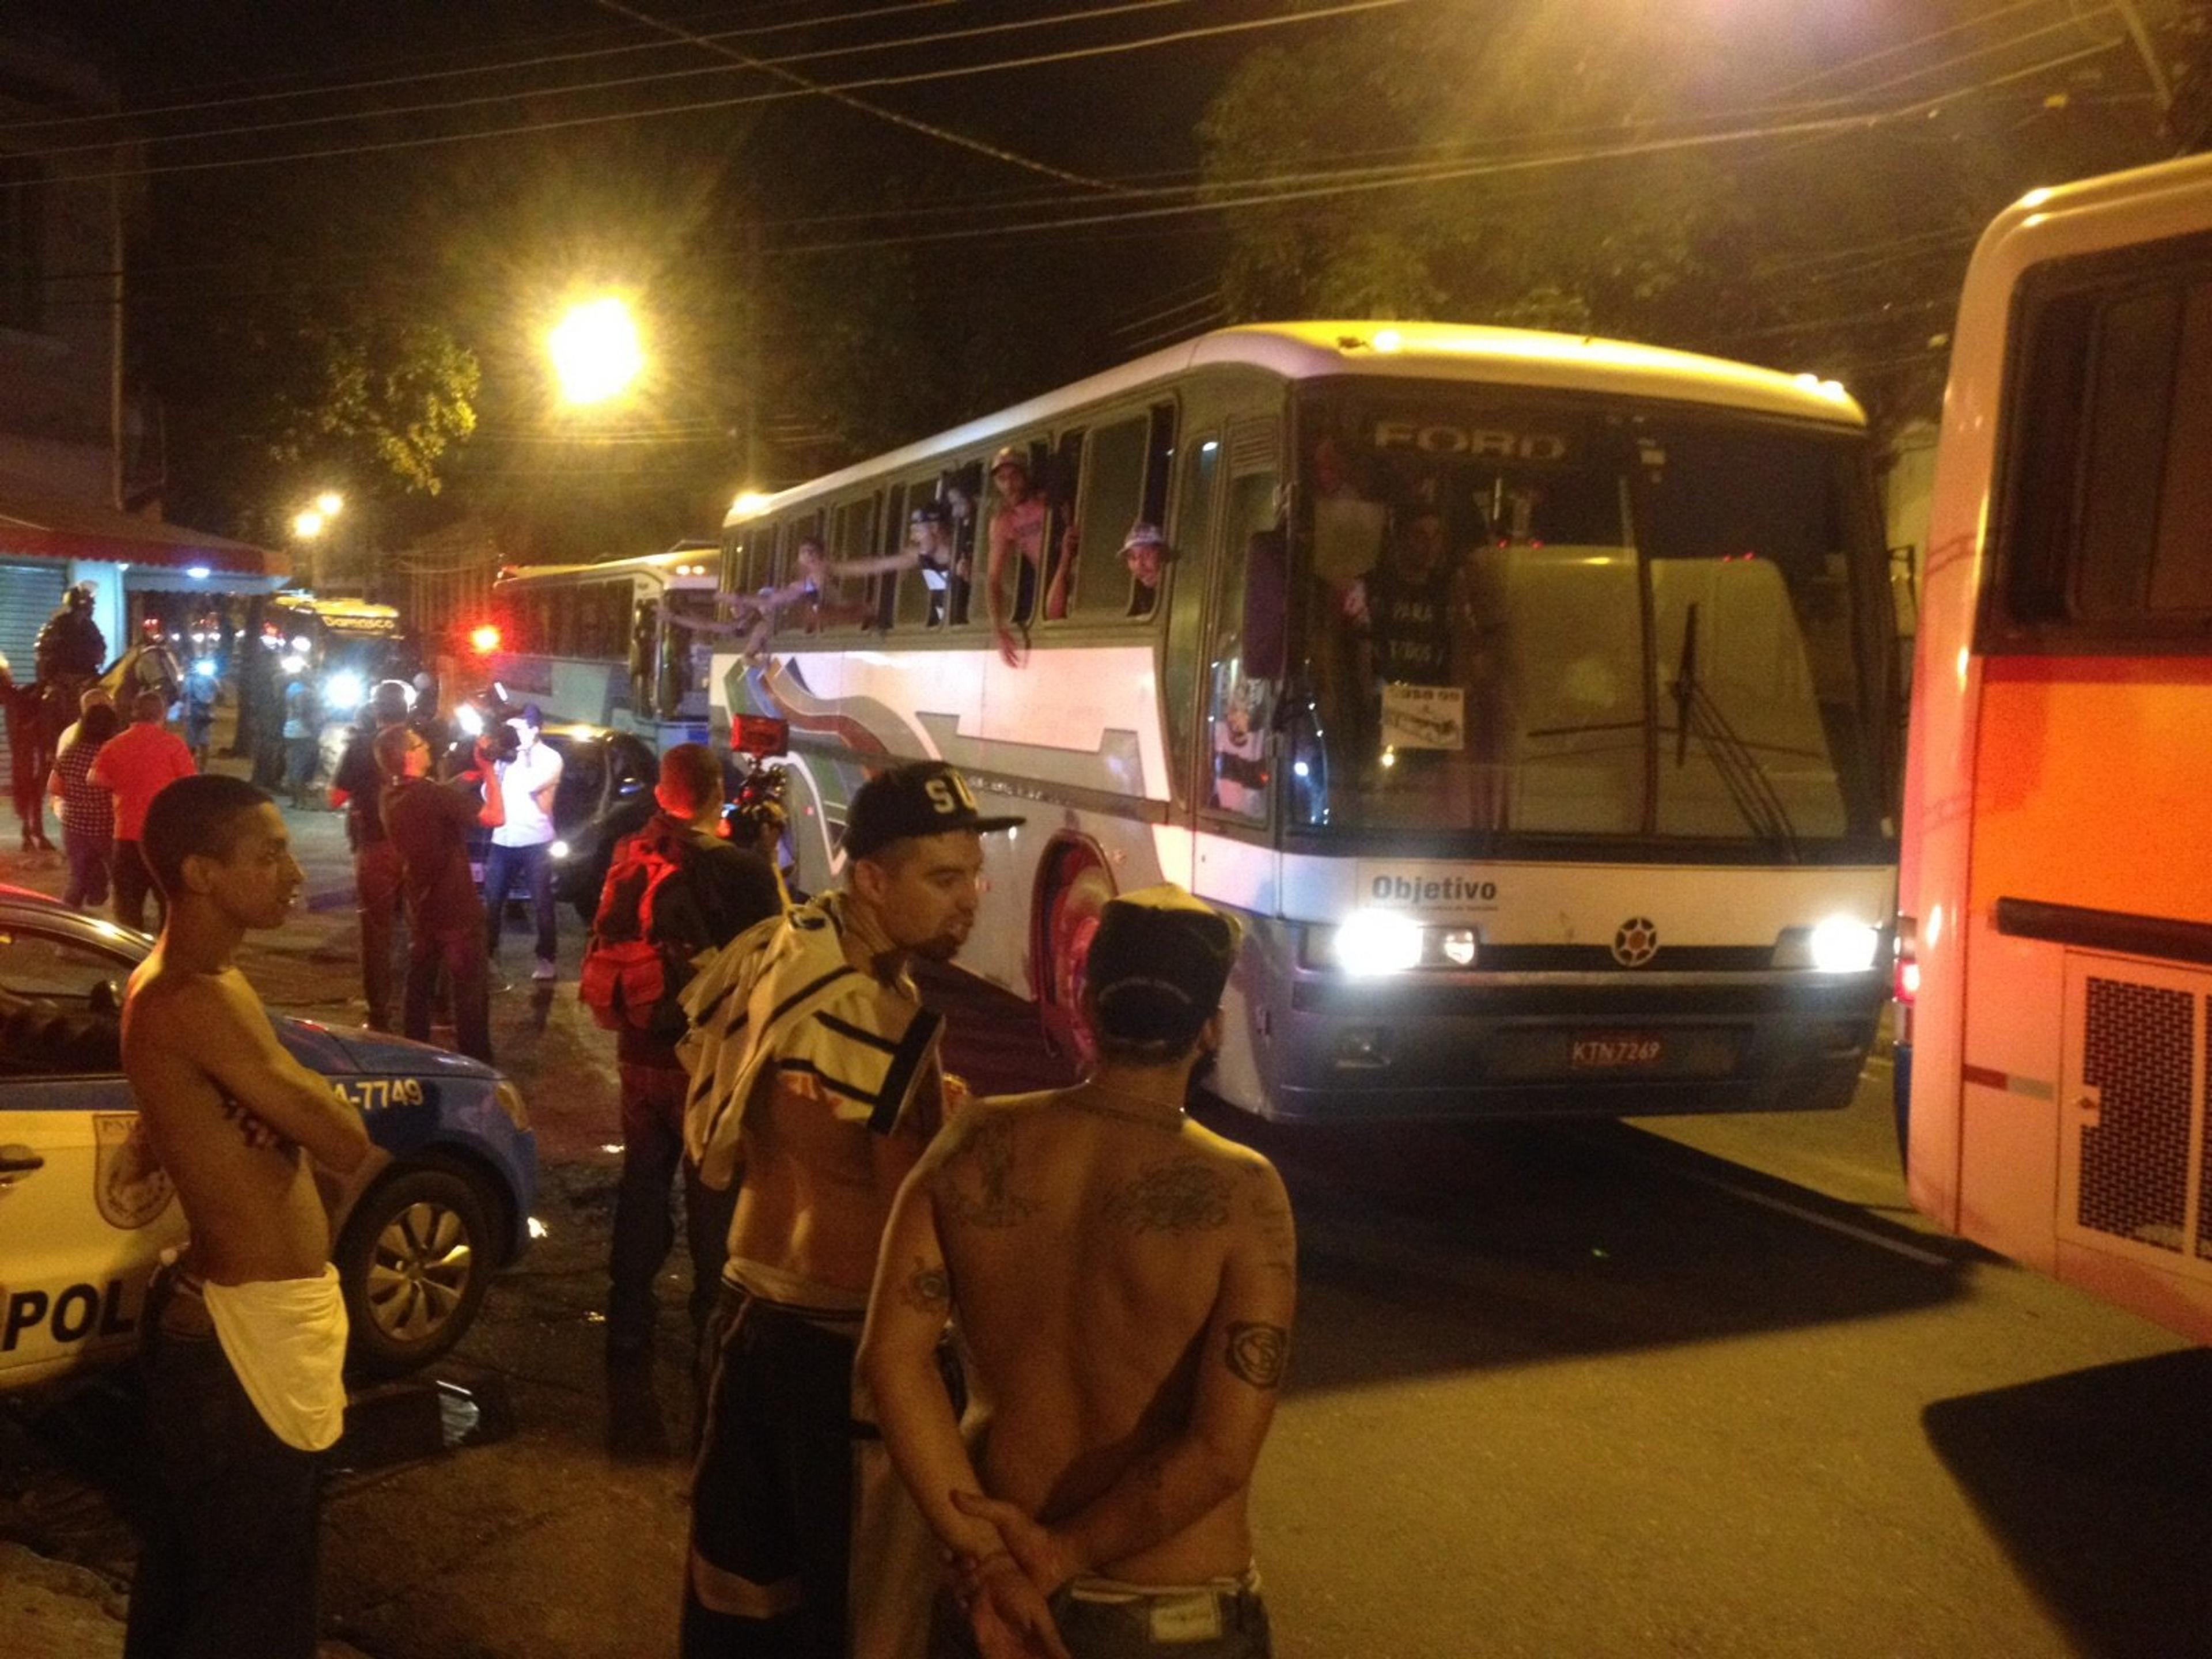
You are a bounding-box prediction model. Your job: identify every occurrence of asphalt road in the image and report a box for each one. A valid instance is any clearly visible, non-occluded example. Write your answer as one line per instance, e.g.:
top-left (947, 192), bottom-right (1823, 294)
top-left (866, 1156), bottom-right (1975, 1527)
top-left (3, 800), bottom-right (2206, 1658)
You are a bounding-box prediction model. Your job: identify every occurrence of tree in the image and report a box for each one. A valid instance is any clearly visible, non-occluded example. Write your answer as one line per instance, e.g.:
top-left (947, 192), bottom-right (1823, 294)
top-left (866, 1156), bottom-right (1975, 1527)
top-left (1196, 0), bottom-right (2172, 429)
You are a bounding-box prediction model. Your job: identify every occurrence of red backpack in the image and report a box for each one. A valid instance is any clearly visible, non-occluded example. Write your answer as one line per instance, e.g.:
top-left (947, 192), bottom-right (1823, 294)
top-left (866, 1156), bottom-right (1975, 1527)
top-left (579, 824), bottom-right (696, 1039)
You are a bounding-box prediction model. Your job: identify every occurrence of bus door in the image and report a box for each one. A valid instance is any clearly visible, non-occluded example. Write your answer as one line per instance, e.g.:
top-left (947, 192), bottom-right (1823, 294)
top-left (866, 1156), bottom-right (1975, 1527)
top-left (1193, 414), bottom-right (1283, 914)
top-left (630, 593), bottom-right (661, 719)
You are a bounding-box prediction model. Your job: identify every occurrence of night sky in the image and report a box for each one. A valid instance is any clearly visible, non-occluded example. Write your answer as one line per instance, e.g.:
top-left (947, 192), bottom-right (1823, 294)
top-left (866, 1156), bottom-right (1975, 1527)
top-left (18, 0), bottom-right (1346, 556)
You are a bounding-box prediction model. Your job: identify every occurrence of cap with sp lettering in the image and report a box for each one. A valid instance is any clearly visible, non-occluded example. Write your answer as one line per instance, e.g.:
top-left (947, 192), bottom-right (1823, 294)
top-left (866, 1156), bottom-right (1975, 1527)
top-left (840, 760), bottom-right (1024, 861)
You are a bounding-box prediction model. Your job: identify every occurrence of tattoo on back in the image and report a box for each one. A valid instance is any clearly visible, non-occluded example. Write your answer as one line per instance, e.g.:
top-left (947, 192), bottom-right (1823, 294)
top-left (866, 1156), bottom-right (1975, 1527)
top-left (900, 1256), bottom-right (950, 1315)
top-left (1225, 1321), bottom-right (1289, 1389)
top-left (938, 1115), bottom-right (1039, 1229)
top-left (1101, 1158), bottom-right (1232, 1234)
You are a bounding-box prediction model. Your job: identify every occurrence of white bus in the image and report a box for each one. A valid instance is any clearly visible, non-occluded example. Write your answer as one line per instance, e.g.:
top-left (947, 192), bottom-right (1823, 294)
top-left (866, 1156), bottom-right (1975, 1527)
top-left (715, 322), bottom-right (1901, 1122)
top-left (1897, 154), bottom-right (2212, 1342)
top-left (482, 547), bottom-right (721, 749)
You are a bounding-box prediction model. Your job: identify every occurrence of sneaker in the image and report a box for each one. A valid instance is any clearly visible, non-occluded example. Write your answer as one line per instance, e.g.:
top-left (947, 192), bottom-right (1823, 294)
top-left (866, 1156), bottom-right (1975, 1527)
top-left (532, 957), bottom-right (557, 982)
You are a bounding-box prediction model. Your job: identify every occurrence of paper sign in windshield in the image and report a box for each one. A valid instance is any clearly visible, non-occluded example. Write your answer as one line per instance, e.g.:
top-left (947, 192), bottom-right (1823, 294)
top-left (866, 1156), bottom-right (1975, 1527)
top-left (1380, 683), bottom-right (1464, 751)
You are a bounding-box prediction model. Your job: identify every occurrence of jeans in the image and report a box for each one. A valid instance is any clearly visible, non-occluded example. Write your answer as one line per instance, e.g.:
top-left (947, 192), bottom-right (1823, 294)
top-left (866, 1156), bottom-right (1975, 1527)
top-left (63, 824), bottom-right (112, 908)
top-left (124, 1268), bottom-right (323, 1659)
top-left (355, 839), bottom-right (405, 1029)
top-left (608, 1060), bottom-right (735, 1356)
top-left (285, 736), bottom-right (319, 804)
top-left (483, 839), bottom-right (558, 963)
top-left (404, 925), bottom-right (493, 1065)
top-left (113, 839), bottom-right (162, 934)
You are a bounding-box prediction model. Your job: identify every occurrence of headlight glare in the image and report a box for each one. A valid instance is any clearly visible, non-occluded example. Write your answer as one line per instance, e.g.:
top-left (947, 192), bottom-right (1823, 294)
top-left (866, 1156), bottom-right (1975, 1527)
top-left (1809, 916), bottom-right (1880, 974)
top-left (1335, 908), bottom-right (1423, 976)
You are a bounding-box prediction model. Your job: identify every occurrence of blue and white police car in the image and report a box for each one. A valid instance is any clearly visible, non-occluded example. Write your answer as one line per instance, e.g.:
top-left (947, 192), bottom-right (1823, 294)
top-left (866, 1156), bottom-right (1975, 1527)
top-left (0, 885), bottom-right (536, 1390)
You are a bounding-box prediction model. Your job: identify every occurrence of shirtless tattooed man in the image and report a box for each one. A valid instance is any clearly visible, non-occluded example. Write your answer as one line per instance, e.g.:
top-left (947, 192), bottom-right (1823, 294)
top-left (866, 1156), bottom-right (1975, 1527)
top-left (861, 885), bottom-right (1296, 1659)
top-left (680, 760), bottom-right (1022, 1658)
top-left (120, 775), bottom-right (388, 1659)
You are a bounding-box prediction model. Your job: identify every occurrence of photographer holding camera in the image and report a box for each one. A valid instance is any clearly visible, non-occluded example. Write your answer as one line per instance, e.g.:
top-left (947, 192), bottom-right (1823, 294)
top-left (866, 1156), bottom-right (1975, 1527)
top-left (379, 722), bottom-right (504, 1064)
top-left (482, 704), bottom-right (563, 983)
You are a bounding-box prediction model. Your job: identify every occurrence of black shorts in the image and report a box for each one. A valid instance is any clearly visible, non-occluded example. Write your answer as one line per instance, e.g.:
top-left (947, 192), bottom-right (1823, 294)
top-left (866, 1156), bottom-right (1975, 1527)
top-left (681, 1286), bottom-right (861, 1659)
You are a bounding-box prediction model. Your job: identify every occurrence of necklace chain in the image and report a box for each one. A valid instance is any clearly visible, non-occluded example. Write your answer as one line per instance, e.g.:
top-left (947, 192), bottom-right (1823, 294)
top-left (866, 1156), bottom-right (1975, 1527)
top-left (1066, 1081), bottom-right (1185, 1131)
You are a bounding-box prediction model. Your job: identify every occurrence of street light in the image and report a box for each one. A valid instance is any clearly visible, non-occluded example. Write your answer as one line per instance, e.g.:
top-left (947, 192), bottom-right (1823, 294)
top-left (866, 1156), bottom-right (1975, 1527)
top-left (315, 490), bottom-right (344, 518)
top-left (293, 508), bottom-right (326, 540)
top-left (549, 296), bottom-right (644, 405)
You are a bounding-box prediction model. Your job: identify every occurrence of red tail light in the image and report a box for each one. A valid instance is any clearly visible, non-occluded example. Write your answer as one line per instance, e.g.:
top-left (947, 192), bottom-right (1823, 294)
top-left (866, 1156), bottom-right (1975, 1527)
top-left (468, 623), bottom-right (501, 654)
top-left (1893, 916), bottom-right (1919, 1005)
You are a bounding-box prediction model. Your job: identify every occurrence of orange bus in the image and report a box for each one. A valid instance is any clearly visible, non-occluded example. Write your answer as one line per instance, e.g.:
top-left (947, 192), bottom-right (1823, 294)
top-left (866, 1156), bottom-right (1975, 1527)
top-left (1896, 151), bottom-right (2212, 1343)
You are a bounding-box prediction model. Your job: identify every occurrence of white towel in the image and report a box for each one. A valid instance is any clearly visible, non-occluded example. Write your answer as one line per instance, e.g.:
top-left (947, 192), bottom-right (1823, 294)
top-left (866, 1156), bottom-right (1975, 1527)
top-left (202, 1264), bottom-right (350, 1452)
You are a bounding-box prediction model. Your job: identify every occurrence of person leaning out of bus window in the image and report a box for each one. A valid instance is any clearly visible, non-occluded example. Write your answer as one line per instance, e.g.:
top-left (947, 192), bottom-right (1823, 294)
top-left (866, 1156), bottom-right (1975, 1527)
top-left (984, 445), bottom-right (1078, 667)
top-left (905, 499), bottom-right (961, 624)
top-left (1119, 521), bottom-right (1168, 619)
top-left (729, 537), bottom-right (884, 657)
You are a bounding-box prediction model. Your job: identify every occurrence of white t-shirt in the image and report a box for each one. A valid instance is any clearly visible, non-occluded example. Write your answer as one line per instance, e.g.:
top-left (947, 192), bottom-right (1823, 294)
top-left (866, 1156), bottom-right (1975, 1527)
top-left (491, 741), bottom-right (562, 847)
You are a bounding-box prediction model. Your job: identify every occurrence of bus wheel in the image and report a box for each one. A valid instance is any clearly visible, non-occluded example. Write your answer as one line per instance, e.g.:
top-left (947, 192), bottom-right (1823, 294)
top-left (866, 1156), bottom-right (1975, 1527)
top-left (1032, 839), bottom-right (1114, 1065)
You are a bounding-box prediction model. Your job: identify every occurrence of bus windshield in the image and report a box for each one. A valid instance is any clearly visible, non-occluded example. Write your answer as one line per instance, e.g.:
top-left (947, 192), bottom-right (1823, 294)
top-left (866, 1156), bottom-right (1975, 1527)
top-left (1291, 385), bottom-right (1890, 854)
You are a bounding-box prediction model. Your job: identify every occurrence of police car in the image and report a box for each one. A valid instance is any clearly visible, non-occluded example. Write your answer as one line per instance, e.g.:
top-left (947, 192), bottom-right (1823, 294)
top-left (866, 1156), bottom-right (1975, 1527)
top-left (0, 886), bottom-right (537, 1391)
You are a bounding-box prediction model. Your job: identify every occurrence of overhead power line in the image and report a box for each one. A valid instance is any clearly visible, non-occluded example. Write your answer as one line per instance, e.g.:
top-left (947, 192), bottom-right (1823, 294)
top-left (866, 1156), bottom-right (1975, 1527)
top-left (1764, 0), bottom-right (2059, 99)
top-left (0, 0), bottom-right (1410, 191)
top-left (3, 0), bottom-right (1206, 171)
top-left (0, 0), bottom-right (960, 135)
top-left (582, 0), bottom-right (1130, 195)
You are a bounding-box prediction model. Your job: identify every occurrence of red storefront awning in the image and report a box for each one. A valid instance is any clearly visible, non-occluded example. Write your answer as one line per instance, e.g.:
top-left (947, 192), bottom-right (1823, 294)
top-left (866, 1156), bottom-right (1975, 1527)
top-left (0, 478), bottom-right (286, 579)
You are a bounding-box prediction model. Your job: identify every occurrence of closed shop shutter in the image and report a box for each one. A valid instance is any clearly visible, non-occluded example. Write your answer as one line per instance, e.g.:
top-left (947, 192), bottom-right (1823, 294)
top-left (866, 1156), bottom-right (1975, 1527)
top-left (0, 560), bottom-right (66, 810)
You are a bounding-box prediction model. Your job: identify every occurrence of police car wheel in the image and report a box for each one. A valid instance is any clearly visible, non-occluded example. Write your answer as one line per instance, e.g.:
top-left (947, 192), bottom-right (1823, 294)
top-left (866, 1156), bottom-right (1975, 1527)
top-left (336, 1167), bottom-right (493, 1378)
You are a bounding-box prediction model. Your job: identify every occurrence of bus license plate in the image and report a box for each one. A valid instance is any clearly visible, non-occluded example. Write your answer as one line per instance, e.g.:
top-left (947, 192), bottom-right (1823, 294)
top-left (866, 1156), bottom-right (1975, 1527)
top-left (1571, 1033), bottom-right (1666, 1070)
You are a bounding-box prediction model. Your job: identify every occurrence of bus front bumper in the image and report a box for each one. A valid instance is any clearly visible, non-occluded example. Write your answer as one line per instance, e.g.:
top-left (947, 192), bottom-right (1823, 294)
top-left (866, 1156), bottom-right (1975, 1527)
top-left (1262, 971), bottom-right (1886, 1123)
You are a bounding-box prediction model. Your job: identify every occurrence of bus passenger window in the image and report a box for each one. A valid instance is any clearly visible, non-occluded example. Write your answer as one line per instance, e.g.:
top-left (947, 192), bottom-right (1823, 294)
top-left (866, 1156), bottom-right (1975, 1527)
top-left (1067, 415), bottom-right (1151, 620)
top-left (984, 442), bottom-right (1051, 662)
top-left (899, 495), bottom-right (959, 628)
top-left (945, 472), bottom-right (978, 627)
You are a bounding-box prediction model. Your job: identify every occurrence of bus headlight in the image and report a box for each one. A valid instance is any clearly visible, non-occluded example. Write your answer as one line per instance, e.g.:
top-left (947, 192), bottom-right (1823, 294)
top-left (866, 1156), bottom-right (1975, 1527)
top-left (1777, 917), bottom-right (1881, 972)
top-left (1334, 908), bottom-right (1423, 976)
top-left (324, 671), bottom-right (365, 713)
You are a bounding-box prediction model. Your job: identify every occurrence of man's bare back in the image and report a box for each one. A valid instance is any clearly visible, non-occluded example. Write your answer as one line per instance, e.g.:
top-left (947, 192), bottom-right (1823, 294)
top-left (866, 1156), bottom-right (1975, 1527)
top-left (925, 1092), bottom-right (1292, 1583)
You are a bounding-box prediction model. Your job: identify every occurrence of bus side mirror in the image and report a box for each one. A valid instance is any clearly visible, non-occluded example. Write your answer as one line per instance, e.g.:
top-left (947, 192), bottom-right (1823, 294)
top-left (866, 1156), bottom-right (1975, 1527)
top-left (1241, 528), bottom-right (1288, 681)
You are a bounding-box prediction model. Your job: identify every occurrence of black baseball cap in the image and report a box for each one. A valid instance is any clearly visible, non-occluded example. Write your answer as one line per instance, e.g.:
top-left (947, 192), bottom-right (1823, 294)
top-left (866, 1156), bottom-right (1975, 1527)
top-left (841, 760), bottom-right (1024, 860)
top-left (1085, 884), bottom-right (1243, 1052)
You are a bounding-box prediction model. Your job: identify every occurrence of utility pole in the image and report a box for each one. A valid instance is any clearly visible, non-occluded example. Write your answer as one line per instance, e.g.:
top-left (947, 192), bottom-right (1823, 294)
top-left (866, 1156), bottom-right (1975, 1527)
top-left (2113, 0), bottom-right (2176, 112)
top-left (743, 216), bottom-right (763, 490)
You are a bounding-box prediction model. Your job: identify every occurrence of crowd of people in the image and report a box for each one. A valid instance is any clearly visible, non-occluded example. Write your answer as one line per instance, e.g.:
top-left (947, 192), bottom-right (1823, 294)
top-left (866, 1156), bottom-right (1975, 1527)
top-left (109, 740), bottom-right (1298, 1659)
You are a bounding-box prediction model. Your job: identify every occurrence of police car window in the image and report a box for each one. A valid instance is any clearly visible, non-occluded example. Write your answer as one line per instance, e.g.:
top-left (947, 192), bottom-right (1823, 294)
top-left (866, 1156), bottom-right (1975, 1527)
top-left (0, 929), bottom-right (134, 1002)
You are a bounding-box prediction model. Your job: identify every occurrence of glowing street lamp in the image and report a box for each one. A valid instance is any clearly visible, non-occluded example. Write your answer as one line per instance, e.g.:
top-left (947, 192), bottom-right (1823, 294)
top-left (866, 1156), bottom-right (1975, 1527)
top-left (315, 490), bottom-right (344, 517)
top-left (549, 296), bottom-right (645, 405)
top-left (293, 508), bottom-right (326, 539)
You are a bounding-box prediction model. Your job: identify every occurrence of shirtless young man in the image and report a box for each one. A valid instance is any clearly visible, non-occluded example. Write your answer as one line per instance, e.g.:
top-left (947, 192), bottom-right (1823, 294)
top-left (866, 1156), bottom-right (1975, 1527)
top-left (120, 774), bottom-right (388, 1659)
top-left (984, 446), bottom-right (1050, 668)
top-left (860, 886), bottom-right (1295, 1659)
top-left (679, 759), bottom-right (1022, 1658)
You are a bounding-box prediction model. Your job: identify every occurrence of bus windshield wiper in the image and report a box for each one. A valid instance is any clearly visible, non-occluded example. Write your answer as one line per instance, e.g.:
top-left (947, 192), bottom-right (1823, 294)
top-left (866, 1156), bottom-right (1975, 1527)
top-left (1669, 602), bottom-right (1801, 858)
